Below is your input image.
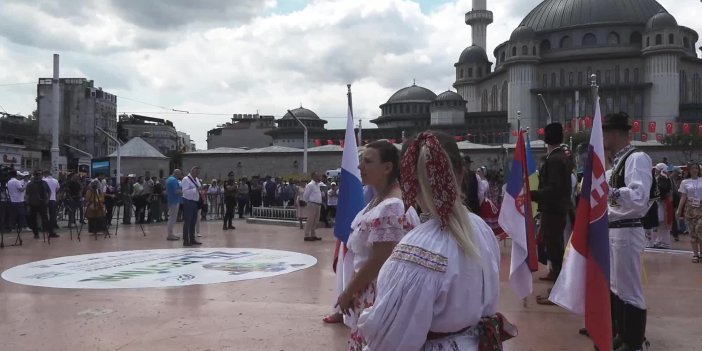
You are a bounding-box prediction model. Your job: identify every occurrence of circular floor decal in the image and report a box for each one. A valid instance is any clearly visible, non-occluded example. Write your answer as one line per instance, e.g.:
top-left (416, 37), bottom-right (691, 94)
top-left (1, 248), bottom-right (317, 289)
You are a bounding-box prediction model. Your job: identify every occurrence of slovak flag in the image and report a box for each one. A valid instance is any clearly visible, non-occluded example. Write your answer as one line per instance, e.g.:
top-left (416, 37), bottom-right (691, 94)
top-left (498, 131), bottom-right (539, 299)
top-left (549, 97), bottom-right (611, 351)
top-left (334, 99), bottom-right (364, 244)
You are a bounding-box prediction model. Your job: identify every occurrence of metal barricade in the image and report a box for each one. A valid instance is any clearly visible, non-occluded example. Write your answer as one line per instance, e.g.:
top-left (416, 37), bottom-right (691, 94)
top-left (251, 206), bottom-right (297, 221)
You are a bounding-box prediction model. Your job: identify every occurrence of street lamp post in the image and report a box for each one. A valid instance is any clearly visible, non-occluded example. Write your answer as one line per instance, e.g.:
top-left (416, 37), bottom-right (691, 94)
top-left (287, 109), bottom-right (308, 174)
top-left (95, 127), bottom-right (121, 190)
top-left (537, 93), bottom-right (553, 124)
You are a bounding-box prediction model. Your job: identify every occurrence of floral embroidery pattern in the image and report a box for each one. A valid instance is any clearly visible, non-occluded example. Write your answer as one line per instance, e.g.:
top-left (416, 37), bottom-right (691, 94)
top-left (391, 243), bottom-right (448, 273)
top-left (347, 281), bottom-right (377, 351)
top-left (401, 132), bottom-right (457, 229)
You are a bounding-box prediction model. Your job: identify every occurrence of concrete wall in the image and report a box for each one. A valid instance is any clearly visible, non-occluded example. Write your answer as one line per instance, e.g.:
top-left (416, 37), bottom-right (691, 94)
top-left (109, 157), bottom-right (170, 179)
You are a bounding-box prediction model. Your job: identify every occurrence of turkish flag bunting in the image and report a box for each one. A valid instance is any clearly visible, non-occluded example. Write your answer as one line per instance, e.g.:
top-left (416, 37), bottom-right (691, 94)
top-left (314, 139), bottom-right (321, 146)
top-left (665, 122), bottom-right (673, 135)
top-left (326, 139), bottom-right (334, 145)
top-left (578, 118), bottom-right (585, 129)
top-left (683, 123), bottom-right (690, 135)
top-left (453, 135), bottom-right (462, 141)
top-left (656, 134), bottom-right (664, 143)
top-left (632, 120), bottom-right (641, 133)
top-left (538, 128), bottom-right (545, 135)
top-left (584, 116), bottom-right (592, 128)
top-left (640, 133), bottom-right (648, 142)
top-left (648, 121), bottom-right (656, 133)
top-left (511, 131), bottom-right (518, 136)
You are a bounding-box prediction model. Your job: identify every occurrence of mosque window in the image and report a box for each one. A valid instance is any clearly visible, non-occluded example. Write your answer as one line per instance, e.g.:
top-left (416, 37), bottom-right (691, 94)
top-left (578, 72), bottom-right (583, 86)
top-left (655, 34), bottom-right (662, 45)
top-left (569, 72), bottom-right (574, 87)
top-left (533, 46), bottom-right (537, 55)
top-left (669, 34), bottom-right (675, 44)
top-left (560, 36), bottom-right (572, 48)
top-left (605, 70), bottom-right (611, 85)
top-left (542, 74), bottom-right (548, 87)
top-left (540, 40), bottom-right (551, 53)
top-left (582, 33), bottom-right (597, 46)
top-left (500, 51), bottom-right (506, 62)
top-left (522, 45), bottom-right (528, 55)
top-left (468, 67), bottom-right (473, 78)
top-left (646, 37), bottom-right (650, 46)
top-left (512, 47), bottom-right (517, 56)
top-left (608, 32), bottom-right (620, 45)
top-left (615, 65), bottom-right (620, 84)
top-left (630, 32), bottom-right (642, 45)
top-left (633, 68), bottom-right (640, 83)
top-left (551, 73), bottom-right (557, 88)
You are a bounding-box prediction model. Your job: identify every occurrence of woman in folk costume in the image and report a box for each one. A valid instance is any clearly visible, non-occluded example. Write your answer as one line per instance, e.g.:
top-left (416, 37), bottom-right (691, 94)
top-left (85, 179), bottom-right (109, 238)
top-left (358, 131), bottom-right (516, 351)
top-left (335, 140), bottom-right (419, 351)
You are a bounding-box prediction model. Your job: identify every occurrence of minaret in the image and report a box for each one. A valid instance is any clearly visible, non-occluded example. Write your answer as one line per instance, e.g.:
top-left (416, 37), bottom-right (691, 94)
top-left (465, 0), bottom-right (493, 50)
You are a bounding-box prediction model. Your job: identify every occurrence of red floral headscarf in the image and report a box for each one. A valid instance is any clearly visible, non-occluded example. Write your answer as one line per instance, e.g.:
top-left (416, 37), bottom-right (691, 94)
top-left (400, 132), bottom-right (457, 229)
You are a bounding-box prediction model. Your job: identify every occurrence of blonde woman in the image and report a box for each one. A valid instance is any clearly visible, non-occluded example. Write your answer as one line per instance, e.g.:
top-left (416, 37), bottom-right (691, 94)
top-left (677, 160), bottom-right (702, 262)
top-left (358, 132), bottom-right (515, 350)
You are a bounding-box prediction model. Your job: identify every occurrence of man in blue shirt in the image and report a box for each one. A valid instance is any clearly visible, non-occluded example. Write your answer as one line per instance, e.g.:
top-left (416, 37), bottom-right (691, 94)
top-left (165, 169), bottom-right (183, 241)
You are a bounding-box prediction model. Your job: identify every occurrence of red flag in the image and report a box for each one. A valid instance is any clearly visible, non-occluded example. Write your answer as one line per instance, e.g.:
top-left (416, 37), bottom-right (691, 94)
top-left (665, 122), bottom-right (673, 135)
top-left (314, 139), bottom-right (321, 146)
top-left (683, 123), bottom-right (690, 135)
top-left (537, 128), bottom-right (545, 135)
top-left (632, 120), bottom-right (641, 133)
top-left (327, 139), bottom-right (334, 145)
top-left (340, 139), bottom-right (345, 147)
top-left (640, 133), bottom-right (648, 142)
top-left (584, 116), bottom-right (592, 128)
top-left (648, 121), bottom-right (656, 133)
top-left (453, 135), bottom-right (462, 141)
top-left (656, 134), bottom-right (664, 143)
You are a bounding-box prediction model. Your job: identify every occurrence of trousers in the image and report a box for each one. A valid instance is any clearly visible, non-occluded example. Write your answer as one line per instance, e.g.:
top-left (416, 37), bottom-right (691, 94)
top-left (167, 203), bottom-right (179, 237)
top-left (610, 226), bottom-right (646, 309)
top-left (540, 212), bottom-right (566, 276)
top-left (182, 199), bottom-right (199, 244)
top-left (304, 203), bottom-right (321, 238)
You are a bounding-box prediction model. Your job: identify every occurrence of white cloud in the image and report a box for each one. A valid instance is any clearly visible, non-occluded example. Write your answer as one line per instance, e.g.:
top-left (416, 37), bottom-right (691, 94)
top-left (0, 0), bottom-right (699, 149)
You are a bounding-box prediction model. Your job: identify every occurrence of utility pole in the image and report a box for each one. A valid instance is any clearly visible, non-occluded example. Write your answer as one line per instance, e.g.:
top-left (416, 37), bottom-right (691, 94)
top-left (51, 54), bottom-right (60, 176)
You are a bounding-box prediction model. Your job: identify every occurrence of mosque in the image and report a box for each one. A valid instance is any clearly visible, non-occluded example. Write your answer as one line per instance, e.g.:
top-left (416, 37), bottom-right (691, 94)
top-left (207, 0), bottom-right (702, 149)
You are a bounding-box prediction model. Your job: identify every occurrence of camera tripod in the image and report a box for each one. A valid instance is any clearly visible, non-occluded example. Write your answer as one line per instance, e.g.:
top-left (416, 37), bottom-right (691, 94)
top-left (111, 203), bottom-right (146, 237)
top-left (0, 204), bottom-right (24, 248)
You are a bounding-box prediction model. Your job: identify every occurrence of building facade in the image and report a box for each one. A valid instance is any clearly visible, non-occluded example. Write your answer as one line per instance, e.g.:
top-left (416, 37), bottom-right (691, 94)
top-left (207, 113), bottom-right (275, 149)
top-left (455, 0), bottom-right (702, 140)
top-left (118, 114), bottom-right (178, 156)
top-left (177, 131), bottom-right (196, 152)
top-left (37, 78), bottom-right (118, 158)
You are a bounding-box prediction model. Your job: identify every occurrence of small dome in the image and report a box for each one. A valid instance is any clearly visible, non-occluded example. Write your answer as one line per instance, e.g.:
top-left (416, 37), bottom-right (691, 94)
top-left (386, 84), bottom-right (437, 103)
top-left (435, 90), bottom-right (464, 102)
top-left (510, 25), bottom-right (536, 41)
top-left (457, 45), bottom-right (489, 64)
top-left (282, 107), bottom-right (320, 120)
top-left (646, 10), bottom-right (677, 30)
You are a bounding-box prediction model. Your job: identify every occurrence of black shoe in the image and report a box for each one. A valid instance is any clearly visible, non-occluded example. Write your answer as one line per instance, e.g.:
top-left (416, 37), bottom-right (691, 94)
top-left (183, 242), bottom-right (193, 247)
top-left (49, 233), bottom-right (59, 238)
top-left (304, 237), bottom-right (315, 241)
top-left (313, 236), bottom-right (322, 241)
top-left (223, 225), bottom-right (228, 230)
top-left (192, 240), bottom-right (202, 245)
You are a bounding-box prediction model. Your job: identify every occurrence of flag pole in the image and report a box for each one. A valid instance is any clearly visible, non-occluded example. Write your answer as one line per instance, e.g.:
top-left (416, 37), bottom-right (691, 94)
top-left (590, 74), bottom-right (599, 111)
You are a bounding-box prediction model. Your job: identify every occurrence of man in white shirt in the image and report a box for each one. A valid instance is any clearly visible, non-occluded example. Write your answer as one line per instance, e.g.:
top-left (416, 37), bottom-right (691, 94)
top-left (181, 166), bottom-right (203, 247)
top-left (7, 169), bottom-right (27, 232)
top-left (327, 182), bottom-right (339, 227)
top-left (302, 171), bottom-right (322, 241)
top-left (43, 170), bottom-right (60, 230)
top-left (476, 167), bottom-right (489, 204)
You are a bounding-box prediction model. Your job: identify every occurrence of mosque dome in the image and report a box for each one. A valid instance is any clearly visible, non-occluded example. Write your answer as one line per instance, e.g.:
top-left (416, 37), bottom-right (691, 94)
top-left (510, 25), bottom-right (536, 41)
top-left (282, 107), bottom-right (320, 120)
top-left (457, 45), bottom-right (490, 64)
top-left (434, 90), bottom-right (464, 102)
top-left (519, 0), bottom-right (666, 33)
top-left (646, 10), bottom-right (677, 30)
top-left (386, 84), bottom-right (437, 103)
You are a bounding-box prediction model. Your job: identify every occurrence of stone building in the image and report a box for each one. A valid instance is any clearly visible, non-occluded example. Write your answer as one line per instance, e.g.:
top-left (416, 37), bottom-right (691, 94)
top-left (118, 114), bottom-right (178, 156)
top-left (456, 0), bottom-right (702, 140)
top-left (36, 78), bottom-right (118, 158)
top-left (207, 114), bottom-right (275, 149)
top-left (107, 137), bottom-right (169, 179)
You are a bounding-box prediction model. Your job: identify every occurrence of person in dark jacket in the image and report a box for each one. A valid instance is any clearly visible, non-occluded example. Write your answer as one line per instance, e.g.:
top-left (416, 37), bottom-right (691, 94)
top-left (461, 155), bottom-right (480, 213)
top-left (26, 171), bottom-right (57, 239)
top-left (530, 123), bottom-right (573, 305)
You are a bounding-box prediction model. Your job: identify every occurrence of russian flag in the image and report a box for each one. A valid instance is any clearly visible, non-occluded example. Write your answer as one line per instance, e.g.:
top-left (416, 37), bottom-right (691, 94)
top-left (498, 131), bottom-right (539, 300)
top-left (333, 100), bottom-right (364, 244)
top-left (549, 98), bottom-right (611, 351)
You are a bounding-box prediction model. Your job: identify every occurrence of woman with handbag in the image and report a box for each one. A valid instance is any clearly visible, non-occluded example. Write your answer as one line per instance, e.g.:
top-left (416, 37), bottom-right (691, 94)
top-left (85, 179), bottom-right (109, 239)
top-left (358, 132), bottom-right (515, 350)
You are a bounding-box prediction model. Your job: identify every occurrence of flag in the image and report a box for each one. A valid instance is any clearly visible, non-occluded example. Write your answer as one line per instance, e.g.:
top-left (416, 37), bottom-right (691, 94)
top-left (665, 122), bottom-right (673, 135)
top-left (498, 131), bottom-right (538, 299)
top-left (549, 98), bottom-right (611, 351)
top-left (333, 101), bottom-right (364, 244)
top-left (524, 133), bottom-right (539, 218)
top-left (648, 121), bottom-right (656, 133)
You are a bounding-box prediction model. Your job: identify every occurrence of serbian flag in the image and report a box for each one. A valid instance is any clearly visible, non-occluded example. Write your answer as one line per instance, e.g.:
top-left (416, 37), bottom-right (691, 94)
top-left (498, 131), bottom-right (538, 299)
top-left (549, 97), bottom-right (611, 351)
top-left (333, 100), bottom-right (364, 244)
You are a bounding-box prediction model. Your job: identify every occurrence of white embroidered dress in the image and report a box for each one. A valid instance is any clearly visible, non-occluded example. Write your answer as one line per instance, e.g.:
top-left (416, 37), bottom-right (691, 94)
top-left (345, 197), bottom-right (419, 350)
top-left (358, 212), bottom-right (501, 351)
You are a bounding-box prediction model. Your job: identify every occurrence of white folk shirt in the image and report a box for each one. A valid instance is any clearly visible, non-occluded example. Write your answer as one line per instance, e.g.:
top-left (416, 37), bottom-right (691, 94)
top-left (303, 180), bottom-right (322, 205)
top-left (605, 148), bottom-right (653, 222)
top-left (327, 188), bottom-right (338, 206)
top-left (679, 178), bottom-right (702, 207)
top-left (477, 176), bottom-right (489, 204)
top-left (43, 176), bottom-right (60, 201)
top-left (358, 212), bottom-right (501, 350)
top-left (181, 174), bottom-right (201, 201)
top-left (7, 177), bottom-right (26, 203)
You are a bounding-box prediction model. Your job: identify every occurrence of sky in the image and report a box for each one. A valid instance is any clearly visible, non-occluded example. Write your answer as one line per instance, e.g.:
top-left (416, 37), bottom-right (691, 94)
top-left (0, 0), bottom-right (700, 149)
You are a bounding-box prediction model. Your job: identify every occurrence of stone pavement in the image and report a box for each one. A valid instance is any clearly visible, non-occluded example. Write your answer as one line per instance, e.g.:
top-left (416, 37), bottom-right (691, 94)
top-left (0, 219), bottom-right (700, 350)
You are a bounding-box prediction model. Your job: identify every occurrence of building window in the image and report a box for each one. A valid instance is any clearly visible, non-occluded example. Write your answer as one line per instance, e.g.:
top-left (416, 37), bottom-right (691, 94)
top-left (560, 36), bottom-right (572, 48)
top-left (532, 46), bottom-right (537, 55)
top-left (646, 37), bottom-right (650, 46)
top-left (634, 68), bottom-right (640, 83)
top-left (596, 71), bottom-right (602, 85)
top-left (605, 70), bottom-right (611, 84)
top-left (522, 45), bottom-right (528, 55)
top-left (630, 31), bottom-right (642, 45)
top-left (582, 33), bottom-right (597, 46)
top-left (542, 74), bottom-right (548, 87)
top-left (569, 72), bottom-right (574, 86)
top-left (578, 72), bottom-right (583, 86)
top-left (540, 40), bottom-right (551, 53)
top-left (624, 68), bottom-right (630, 83)
top-left (560, 69), bottom-right (565, 87)
top-left (669, 34), bottom-right (675, 44)
top-left (500, 51), bottom-right (506, 62)
top-left (468, 67), bottom-right (473, 78)
top-left (655, 34), bottom-right (662, 45)
top-left (459, 68), bottom-right (464, 79)
top-left (608, 32), bottom-right (620, 44)
top-left (512, 47), bottom-right (517, 56)
top-left (551, 73), bottom-right (557, 87)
